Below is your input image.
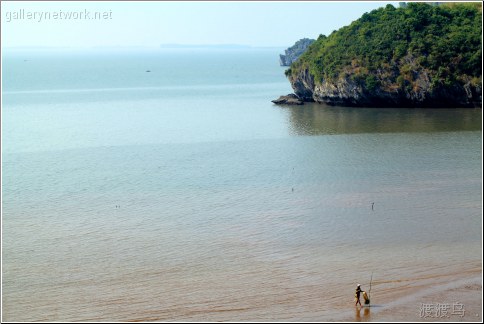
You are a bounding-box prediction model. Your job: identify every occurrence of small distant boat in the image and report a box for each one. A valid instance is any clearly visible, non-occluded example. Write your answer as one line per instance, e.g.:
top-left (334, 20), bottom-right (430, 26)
top-left (145, 70), bottom-right (151, 72)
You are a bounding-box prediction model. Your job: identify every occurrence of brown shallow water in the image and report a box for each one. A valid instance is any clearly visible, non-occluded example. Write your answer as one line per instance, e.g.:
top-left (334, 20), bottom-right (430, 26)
top-left (3, 131), bottom-right (481, 321)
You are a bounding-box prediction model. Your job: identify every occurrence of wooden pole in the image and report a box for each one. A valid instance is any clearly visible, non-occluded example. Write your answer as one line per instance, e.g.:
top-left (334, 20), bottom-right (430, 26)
top-left (369, 272), bottom-right (373, 306)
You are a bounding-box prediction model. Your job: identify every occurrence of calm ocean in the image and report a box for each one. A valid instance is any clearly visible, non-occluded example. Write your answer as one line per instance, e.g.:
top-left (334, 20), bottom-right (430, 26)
top-left (2, 48), bottom-right (482, 321)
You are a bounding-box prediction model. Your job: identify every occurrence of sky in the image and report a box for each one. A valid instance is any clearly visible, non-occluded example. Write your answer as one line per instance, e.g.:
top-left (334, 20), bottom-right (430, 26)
top-left (1, 1), bottom-right (402, 48)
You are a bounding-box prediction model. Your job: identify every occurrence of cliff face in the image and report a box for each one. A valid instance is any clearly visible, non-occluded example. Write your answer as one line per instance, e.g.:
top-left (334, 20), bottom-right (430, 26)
top-left (289, 56), bottom-right (482, 108)
top-left (281, 3), bottom-right (482, 108)
top-left (279, 38), bottom-right (315, 66)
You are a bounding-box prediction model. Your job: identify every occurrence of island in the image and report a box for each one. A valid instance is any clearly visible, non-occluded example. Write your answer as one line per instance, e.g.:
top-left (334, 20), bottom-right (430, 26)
top-left (279, 38), bottom-right (315, 66)
top-left (275, 3), bottom-right (482, 107)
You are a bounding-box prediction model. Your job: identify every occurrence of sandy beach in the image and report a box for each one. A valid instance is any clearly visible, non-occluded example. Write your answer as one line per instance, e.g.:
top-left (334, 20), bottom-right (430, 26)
top-left (342, 269), bottom-right (482, 322)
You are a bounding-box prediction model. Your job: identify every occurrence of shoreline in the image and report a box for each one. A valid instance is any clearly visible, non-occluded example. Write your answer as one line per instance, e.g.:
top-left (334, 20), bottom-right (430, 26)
top-left (272, 93), bottom-right (483, 109)
top-left (340, 271), bottom-right (482, 322)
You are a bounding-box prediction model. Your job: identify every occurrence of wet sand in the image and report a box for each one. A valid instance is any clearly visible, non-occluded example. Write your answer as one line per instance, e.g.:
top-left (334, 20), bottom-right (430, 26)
top-left (344, 271), bottom-right (482, 322)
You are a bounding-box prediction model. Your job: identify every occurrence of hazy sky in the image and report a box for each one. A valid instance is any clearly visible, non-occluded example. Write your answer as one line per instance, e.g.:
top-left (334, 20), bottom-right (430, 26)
top-left (2, 1), bottom-right (400, 48)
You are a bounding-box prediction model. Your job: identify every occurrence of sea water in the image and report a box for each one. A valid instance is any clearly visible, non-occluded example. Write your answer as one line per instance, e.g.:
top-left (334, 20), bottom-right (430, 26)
top-left (2, 48), bottom-right (482, 321)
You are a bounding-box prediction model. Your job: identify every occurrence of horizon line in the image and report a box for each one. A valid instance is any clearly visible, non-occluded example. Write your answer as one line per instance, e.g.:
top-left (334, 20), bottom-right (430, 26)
top-left (2, 44), bottom-right (289, 50)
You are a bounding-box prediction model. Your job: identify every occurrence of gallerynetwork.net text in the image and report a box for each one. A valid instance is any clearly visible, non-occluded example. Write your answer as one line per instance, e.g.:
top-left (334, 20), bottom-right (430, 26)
top-left (5, 9), bottom-right (113, 23)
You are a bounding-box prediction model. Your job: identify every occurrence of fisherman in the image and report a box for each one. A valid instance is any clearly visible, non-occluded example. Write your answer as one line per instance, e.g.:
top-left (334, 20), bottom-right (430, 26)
top-left (355, 284), bottom-right (362, 306)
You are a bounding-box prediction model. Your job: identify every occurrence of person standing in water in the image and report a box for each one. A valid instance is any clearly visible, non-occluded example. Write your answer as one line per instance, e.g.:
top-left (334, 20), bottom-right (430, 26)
top-left (355, 284), bottom-right (362, 306)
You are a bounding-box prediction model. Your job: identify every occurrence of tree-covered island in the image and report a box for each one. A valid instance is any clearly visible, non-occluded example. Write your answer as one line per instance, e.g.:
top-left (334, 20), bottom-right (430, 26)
top-left (278, 2), bottom-right (482, 107)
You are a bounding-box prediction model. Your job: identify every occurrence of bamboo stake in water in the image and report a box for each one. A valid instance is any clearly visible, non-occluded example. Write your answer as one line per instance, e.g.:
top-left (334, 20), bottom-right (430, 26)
top-left (369, 272), bottom-right (373, 306)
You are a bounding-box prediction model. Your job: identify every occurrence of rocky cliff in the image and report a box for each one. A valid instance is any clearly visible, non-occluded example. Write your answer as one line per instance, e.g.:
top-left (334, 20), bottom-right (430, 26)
top-left (279, 3), bottom-right (482, 108)
top-left (289, 55), bottom-right (482, 108)
top-left (279, 38), bottom-right (315, 66)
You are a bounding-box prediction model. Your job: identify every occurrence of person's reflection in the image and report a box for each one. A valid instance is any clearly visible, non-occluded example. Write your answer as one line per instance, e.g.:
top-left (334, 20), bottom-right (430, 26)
top-left (355, 307), bottom-right (371, 321)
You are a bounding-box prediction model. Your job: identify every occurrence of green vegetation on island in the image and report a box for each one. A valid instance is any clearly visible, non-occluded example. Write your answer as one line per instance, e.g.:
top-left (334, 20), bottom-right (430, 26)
top-left (285, 2), bottom-right (482, 107)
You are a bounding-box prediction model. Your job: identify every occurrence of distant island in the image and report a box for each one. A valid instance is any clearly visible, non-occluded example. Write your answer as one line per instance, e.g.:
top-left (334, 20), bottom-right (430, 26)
top-left (279, 38), bottom-right (315, 66)
top-left (274, 2), bottom-right (482, 108)
top-left (160, 44), bottom-right (252, 49)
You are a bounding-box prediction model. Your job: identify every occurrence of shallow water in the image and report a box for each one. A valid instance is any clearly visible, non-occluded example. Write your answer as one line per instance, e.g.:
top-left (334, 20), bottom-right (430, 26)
top-left (2, 48), bottom-right (482, 321)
